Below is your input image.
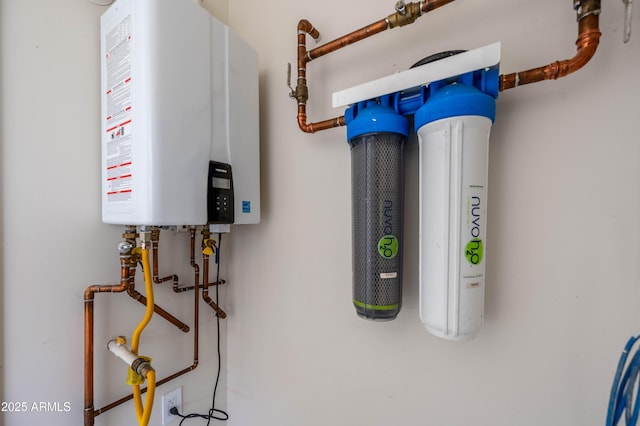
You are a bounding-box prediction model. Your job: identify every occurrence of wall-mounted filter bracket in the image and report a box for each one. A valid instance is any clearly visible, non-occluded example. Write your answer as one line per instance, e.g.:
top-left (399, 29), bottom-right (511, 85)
top-left (332, 42), bottom-right (500, 109)
top-left (342, 49), bottom-right (500, 124)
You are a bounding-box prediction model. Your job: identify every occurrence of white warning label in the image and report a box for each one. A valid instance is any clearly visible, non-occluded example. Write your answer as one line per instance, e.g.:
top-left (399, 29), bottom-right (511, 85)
top-left (104, 15), bottom-right (133, 203)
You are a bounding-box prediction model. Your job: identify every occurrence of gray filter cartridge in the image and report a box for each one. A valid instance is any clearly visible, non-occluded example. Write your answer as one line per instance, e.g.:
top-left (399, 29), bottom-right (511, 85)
top-left (346, 99), bottom-right (408, 321)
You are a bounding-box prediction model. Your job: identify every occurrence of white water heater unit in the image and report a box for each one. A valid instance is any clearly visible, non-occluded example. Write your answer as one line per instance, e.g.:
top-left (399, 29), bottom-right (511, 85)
top-left (100, 0), bottom-right (260, 227)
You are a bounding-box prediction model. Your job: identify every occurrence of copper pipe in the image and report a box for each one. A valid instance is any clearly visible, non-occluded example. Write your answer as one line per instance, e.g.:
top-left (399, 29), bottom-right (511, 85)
top-left (306, 19), bottom-right (389, 62)
top-left (420, 0), bottom-right (456, 13)
top-left (127, 237), bottom-right (190, 332)
top-left (499, 1), bottom-right (601, 91)
top-left (127, 287), bottom-right (190, 332)
top-left (189, 228), bottom-right (200, 293)
top-left (150, 228), bottom-right (221, 293)
top-left (294, 0), bottom-right (455, 133)
top-left (179, 228), bottom-right (225, 291)
top-left (295, 18), bottom-right (385, 133)
top-left (151, 227), bottom-right (180, 289)
top-left (202, 278), bottom-right (227, 318)
top-left (84, 251), bottom-right (132, 426)
top-left (95, 364), bottom-right (198, 416)
top-left (167, 228), bottom-right (202, 293)
top-left (201, 233), bottom-right (227, 318)
top-left (192, 229), bottom-right (200, 370)
top-left (297, 113), bottom-right (346, 134)
top-left (90, 230), bottom-right (203, 420)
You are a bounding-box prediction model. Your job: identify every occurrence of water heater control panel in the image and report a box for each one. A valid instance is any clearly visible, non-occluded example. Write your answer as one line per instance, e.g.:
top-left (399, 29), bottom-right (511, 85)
top-left (208, 162), bottom-right (234, 224)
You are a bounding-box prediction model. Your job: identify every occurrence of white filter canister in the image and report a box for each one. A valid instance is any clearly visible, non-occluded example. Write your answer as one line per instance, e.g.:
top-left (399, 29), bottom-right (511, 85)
top-left (417, 115), bottom-right (492, 340)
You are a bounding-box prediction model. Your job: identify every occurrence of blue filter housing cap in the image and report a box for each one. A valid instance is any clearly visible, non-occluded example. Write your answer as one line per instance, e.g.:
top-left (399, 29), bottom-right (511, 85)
top-left (414, 83), bottom-right (496, 132)
top-left (345, 99), bottom-right (409, 143)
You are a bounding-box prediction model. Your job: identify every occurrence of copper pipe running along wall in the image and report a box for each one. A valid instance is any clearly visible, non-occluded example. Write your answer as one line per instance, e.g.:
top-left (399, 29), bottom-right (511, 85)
top-left (201, 231), bottom-right (227, 318)
top-left (294, 0), bottom-right (456, 133)
top-left (92, 234), bottom-right (204, 421)
top-left (128, 230), bottom-right (190, 332)
top-left (84, 252), bottom-right (133, 426)
top-left (84, 230), bottom-right (206, 425)
top-left (152, 227), bottom-right (206, 293)
top-left (127, 267), bottom-right (191, 332)
top-left (151, 227), bottom-right (180, 291)
top-left (501, 0), bottom-right (601, 91)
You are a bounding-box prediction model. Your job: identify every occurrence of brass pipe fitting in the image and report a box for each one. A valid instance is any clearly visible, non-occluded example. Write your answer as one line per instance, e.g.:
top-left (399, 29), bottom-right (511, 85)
top-left (292, 83), bottom-right (309, 106)
top-left (131, 358), bottom-right (155, 378)
top-left (150, 227), bottom-right (160, 241)
top-left (387, 2), bottom-right (422, 28)
top-left (123, 226), bottom-right (137, 243)
top-left (138, 227), bottom-right (151, 250)
top-left (574, 0), bottom-right (601, 21)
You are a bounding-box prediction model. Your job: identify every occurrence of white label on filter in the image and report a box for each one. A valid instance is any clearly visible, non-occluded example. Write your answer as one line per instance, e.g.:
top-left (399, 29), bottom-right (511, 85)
top-left (462, 185), bottom-right (486, 281)
top-left (380, 272), bottom-right (398, 279)
top-left (104, 15), bottom-right (134, 203)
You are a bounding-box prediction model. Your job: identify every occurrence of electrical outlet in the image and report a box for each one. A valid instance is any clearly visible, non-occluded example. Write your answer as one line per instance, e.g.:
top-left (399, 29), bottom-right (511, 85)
top-left (161, 386), bottom-right (182, 425)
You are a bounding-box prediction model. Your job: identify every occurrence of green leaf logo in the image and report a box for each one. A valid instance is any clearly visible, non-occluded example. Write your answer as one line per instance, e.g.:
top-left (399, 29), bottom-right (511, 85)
top-left (465, 239), bottom-right (483, 265)
top-left (378, 235), bottom-right (399, 259)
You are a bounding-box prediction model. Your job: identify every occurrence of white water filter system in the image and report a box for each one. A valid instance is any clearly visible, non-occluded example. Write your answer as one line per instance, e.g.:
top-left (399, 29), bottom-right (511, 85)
top-left (332, 44), bottom-right (500, 335)
top-left (414, 79), bottom-right (497, 340)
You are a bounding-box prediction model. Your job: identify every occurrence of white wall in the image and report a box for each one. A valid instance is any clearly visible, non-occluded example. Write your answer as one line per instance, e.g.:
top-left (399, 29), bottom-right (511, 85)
top-left (0, 1), bottom-right (229, 425)
top-left (2, 1), bottom-right (639, 426)
top-left (225, 1), bottom-right (640, 425)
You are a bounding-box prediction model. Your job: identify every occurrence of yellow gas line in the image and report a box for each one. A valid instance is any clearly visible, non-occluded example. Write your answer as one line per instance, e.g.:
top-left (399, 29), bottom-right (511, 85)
top-left (131, 246), bottom-right (156, 425)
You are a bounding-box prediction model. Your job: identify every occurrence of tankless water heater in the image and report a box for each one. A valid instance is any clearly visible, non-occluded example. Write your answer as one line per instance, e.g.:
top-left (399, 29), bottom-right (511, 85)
top-left (100, 0), bottom-right (260, 226)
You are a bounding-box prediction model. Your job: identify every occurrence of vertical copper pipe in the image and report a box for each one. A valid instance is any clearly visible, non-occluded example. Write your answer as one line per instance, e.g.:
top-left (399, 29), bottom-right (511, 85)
top-left (294, 0), bottom-right (456, 133)
top-left (499, 2), bottom-right (601, 91)
top-left (84, 253), bottom-right (132, 426)
top-left (201, 236), bottom-right (227, 318)
top-left (192, 228), bottom-right (200, 369)
top-left (84, 299), bottom-right (94, 426)
top-left (169, 228), bottom-right (201, 293)
top-left (189, 228), bottom-right (199, 292)
top-left (151, 227), bottom-right (180, 289)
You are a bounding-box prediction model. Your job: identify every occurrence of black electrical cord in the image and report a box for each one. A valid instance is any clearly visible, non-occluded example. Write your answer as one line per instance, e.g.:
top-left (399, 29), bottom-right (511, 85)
top-left (206, 232), bottom-right (229, 425)
top-left (175, 232), bottom-right (229, 425)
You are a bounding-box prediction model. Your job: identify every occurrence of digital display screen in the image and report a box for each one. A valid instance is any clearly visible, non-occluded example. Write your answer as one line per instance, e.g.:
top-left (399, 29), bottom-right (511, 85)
top-left (212, 177), bottom-right (230, 189)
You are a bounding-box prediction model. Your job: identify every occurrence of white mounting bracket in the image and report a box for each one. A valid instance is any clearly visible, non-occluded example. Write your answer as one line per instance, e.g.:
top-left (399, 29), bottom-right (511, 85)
top-left (331, 42), bottom-right (501, 108)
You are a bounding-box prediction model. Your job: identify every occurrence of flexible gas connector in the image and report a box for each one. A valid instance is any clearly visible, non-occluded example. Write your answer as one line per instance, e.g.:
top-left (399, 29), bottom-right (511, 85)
top-left (131, 243), bottom-right (155, 426)
top-left (106, 335), bottom-right (156, 426)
